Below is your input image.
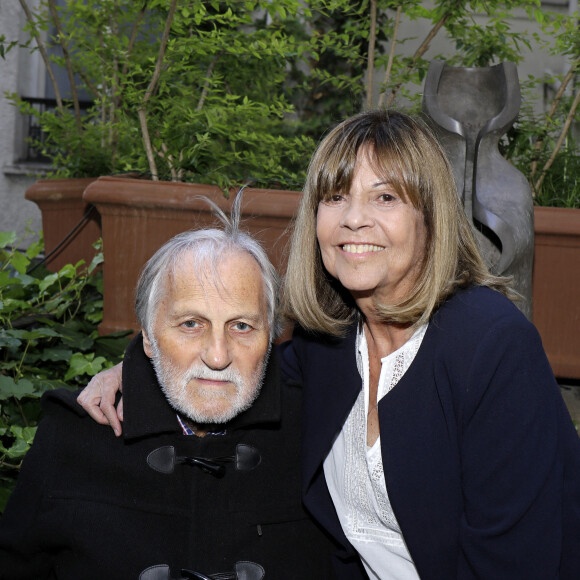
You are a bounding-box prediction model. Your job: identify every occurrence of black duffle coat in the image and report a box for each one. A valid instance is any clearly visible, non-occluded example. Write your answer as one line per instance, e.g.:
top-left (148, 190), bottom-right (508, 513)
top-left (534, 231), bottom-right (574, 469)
top-left (0, 336), bottom-right (336, 580)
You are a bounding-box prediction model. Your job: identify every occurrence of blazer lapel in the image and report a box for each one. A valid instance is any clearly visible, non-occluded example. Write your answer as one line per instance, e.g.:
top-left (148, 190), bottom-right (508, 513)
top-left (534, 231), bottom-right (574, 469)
top-left (377, 323), bottom-right (461, 577)
top-left (296, 324), bottom-right (362, 546)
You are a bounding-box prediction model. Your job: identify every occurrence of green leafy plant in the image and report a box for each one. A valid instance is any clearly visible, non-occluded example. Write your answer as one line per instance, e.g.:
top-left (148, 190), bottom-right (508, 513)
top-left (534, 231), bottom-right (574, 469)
top-left (504, 111), bottom-right (580, 208)
top-left (517, 8), bottom-right (580, 206)
top-left (5, 0), bottom-right (579, 200)
top-left (0, 231), bottom-right (130, 511)
top-left (532, 144), bottom-right (580, 208)
top-left (360, 0), bottom-right (579, 207)
top-left (8, 0), bottom-right (325, 190)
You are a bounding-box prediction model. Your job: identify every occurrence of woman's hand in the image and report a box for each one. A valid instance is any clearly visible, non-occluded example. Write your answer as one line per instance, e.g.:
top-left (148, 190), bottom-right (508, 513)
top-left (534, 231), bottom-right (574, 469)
top-left (77, 362), bottom-right (124, 436)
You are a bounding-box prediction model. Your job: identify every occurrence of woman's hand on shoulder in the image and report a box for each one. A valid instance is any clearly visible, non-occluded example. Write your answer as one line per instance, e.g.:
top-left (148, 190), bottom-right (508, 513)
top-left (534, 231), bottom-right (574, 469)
top-left (77, 362), bottom-right (124, 436)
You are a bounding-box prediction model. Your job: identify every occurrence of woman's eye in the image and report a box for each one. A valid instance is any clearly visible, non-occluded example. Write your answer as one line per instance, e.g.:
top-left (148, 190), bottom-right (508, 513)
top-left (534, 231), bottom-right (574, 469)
top-left (322, 193), bottom-right (344, 204)
top-left (378, 193), bottom-right (396, 203)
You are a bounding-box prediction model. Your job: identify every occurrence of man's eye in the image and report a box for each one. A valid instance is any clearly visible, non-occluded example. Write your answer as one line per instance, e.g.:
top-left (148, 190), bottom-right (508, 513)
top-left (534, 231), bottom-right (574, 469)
top-left (182, 320), bottom-right (200, 329)
top-left (233, 322), bottom-right (252, 332)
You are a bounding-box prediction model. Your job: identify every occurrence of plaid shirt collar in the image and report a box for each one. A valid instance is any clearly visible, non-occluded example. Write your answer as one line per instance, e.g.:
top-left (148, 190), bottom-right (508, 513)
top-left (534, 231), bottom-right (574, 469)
top-left (176, 414), bottom-right (226, 436)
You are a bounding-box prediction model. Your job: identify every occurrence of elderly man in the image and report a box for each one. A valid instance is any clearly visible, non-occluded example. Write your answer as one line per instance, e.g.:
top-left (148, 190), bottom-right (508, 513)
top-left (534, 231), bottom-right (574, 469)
top-left (0, 209), bottom-right (335, 579)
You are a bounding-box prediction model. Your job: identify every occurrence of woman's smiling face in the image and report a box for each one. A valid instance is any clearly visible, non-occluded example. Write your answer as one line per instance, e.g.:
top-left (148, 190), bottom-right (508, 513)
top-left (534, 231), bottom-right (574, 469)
top-left (316, 148), bottom-right (428, 307)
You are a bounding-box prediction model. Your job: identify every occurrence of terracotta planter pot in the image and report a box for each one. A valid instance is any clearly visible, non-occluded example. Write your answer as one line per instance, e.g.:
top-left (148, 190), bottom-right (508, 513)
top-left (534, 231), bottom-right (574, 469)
top-left (83, 176), bottom-right (301, 338)
top-left (533, 206), bottom-right (580, 379)
top-left (79, 178), bottom-right (580, 375)
top-left (25, 178), bottom-right (101, 272)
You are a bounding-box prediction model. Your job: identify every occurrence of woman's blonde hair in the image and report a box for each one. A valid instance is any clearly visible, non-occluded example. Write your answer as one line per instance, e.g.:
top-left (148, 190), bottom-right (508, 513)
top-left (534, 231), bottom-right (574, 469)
top-left (282, 110), bottom-right (512, 335)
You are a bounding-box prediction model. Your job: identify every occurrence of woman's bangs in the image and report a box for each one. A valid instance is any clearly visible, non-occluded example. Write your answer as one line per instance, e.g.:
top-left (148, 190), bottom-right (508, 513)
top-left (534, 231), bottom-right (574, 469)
top-left (315, 141), bottom-right (358, 202)
top-left (367, 143), bottom-right (421, 207)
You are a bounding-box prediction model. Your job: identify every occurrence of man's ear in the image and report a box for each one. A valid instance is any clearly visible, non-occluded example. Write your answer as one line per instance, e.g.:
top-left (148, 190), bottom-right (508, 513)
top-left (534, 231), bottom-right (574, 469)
top-left (142, 331), bottom-right (153, 358)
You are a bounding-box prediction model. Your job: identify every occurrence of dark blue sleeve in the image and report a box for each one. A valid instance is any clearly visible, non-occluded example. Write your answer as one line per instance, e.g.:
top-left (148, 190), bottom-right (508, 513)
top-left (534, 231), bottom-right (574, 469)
top-left (276, 336), bottom-right (302, 386)
top-left (457, 313), bottom-right (580, 578)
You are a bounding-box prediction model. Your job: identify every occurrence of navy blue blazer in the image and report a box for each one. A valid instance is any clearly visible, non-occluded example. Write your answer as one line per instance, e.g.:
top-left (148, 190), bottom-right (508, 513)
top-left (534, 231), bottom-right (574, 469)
top-left (280, 286), bottom-right (580, 579)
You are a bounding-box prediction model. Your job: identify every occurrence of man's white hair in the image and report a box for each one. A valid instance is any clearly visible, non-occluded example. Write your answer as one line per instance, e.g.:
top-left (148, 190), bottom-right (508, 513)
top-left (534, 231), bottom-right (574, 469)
top-left (135, 192), bottom-right (281, 341)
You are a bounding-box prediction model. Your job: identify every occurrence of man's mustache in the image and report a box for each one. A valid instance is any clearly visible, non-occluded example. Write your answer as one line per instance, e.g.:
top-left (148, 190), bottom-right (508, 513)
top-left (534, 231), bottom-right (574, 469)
top-left (182, 366), bottom-right (242, 386)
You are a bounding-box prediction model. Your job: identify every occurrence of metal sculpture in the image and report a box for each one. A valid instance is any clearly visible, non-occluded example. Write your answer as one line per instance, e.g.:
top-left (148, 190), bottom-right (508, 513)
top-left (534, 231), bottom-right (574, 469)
top-left (422, 60), bottom-right (534, 318)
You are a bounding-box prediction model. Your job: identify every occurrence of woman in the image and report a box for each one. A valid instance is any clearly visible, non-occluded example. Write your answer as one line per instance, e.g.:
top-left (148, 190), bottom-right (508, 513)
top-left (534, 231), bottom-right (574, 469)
top-left (278, 109), bottom-right (580, 578)
top-left (80, 110), bottom-right (580, 578)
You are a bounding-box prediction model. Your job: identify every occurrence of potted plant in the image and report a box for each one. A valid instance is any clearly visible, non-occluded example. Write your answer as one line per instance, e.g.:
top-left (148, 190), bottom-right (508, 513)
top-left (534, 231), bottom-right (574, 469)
top-left (12, 0), bottom-right (142, 270)
top-left (510, 125), bottom-right (580, 380)
top-left (10, 0), bottom-right (336, 280)
top-left (73, 0), bottom-right (317, 337)
top-left (501, 8), bottom-right (580, 380)
top-left (532, 199), bottom-right (580, 380)
top-left (83, 177), bottom-right (301, 336)
top-left (11, 0), bottom-right (315, 270)
top-left (9, 0), bottom-right (580, 375)
top-left (23, 177), bottom-right (101, 272)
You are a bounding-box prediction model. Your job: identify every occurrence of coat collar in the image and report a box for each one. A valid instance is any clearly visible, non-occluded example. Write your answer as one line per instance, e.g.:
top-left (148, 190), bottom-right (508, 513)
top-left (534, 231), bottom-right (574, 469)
top-left (299, 322), bottom-right (362, 491)
top-left (122, 333), bottom-right (281, 440)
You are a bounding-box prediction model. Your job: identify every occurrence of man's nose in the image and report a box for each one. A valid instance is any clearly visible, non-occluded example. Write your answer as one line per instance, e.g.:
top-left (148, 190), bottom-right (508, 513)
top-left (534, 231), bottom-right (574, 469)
top-left (200, 329), bottom-right (232, 370)
top-left (340, 198), bottom-right (374, 230)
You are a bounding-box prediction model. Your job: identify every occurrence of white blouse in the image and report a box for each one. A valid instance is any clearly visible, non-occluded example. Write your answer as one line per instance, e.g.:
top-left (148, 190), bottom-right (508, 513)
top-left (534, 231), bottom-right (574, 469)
top-left (323, 323), bottom-right (428, 579)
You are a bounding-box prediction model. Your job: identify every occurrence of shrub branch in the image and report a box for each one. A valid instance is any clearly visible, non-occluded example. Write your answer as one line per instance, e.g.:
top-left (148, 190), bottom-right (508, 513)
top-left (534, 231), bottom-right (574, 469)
top-left (378, 5), bottom-right (402, 108)
top-left (47, 0), bottom-right (82, 137)
top-left (366, 0), bottom-right (378, 109)
top-left (138, 0), bottom-right (179, 181)
top-left (18, 0), bottom-right (63, 111)
top-left (534, 86), bottom-right (580, 195)
top-left (384, 0), bottom-right (464, 108)
top-left (530, 55), bottom-right (580, 179)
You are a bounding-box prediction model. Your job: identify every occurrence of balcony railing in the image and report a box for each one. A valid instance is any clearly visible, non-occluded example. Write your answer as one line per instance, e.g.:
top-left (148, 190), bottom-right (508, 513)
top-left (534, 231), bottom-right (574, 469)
top-left (19, 96), bottom-right (94, 163)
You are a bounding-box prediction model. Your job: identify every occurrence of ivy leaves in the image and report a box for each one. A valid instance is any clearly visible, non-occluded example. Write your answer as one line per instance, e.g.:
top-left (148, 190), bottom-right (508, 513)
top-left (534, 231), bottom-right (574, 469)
top-left (0, 231), bottom-right (129, 510)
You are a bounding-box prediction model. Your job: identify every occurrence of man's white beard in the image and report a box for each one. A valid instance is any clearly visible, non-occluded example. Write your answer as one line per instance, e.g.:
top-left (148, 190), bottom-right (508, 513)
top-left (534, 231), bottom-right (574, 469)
top-left (149, 340), bottom-right (270, 424)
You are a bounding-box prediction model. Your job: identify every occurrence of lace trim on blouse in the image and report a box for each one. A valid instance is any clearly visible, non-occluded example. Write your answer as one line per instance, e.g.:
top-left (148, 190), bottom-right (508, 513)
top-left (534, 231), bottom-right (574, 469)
top-left (323, 323), bottom-right (427, 579)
